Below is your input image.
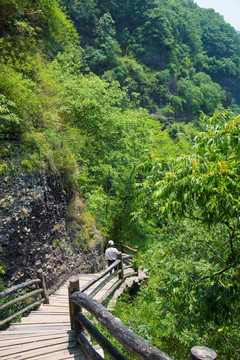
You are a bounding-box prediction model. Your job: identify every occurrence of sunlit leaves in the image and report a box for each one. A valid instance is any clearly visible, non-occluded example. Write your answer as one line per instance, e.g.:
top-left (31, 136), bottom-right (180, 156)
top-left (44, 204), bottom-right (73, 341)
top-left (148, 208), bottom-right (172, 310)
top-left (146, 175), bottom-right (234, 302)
top-left (137, 111), bottom-right (240, 226)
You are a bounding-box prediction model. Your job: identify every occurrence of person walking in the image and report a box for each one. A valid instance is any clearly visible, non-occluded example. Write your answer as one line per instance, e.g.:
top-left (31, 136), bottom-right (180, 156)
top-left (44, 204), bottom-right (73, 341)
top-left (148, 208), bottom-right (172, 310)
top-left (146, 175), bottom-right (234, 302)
top-left (105, 240), bottom-right (119, 273)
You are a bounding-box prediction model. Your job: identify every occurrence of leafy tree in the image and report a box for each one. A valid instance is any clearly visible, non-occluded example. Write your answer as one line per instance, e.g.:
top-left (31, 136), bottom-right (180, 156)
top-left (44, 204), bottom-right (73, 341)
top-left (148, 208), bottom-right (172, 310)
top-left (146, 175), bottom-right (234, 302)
top-left (193, 72), bottom-right (225, 114)
top-left (178, 78), bottom-right (203, 113)
top-left (85, 12), bottom-right (120, 74)
top-left (115, 111), bottom-right (240, 360)
top-left (137, 110), bottom-right (240, 273)
top-left (113, 220), bottom-right (240, 359)
top-left (0, 95), bottom-right (23, 138)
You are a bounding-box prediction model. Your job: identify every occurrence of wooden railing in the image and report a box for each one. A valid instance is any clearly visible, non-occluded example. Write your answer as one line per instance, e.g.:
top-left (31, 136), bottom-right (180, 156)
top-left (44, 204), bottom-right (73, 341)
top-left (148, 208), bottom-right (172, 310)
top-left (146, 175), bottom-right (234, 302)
top-left (0, 252), bottom-right (218, 360)
top-left (68, 248), bottom-right (217, 360)
top-left (116, 242), bottom-right (139, 274)
top-left (69, 279), bottom-right (218, 360)
top-left (0, 269), bottom-right (49, 327)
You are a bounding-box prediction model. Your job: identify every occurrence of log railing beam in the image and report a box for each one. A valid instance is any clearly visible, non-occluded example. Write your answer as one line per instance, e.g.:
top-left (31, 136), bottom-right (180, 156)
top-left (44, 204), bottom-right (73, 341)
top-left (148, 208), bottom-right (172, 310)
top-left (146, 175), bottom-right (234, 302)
top-left (76, 311), bottom-right (127, 360)
top-left (71, 291), bottom-right (173, 360)
top-left (0, 288), bottom-right (43, 312)
top-left (77, 332), bottom-right (104, 360)
top-left (0, 299), bottom-right (45, 327)
top-left (0, 279), bottom-right (40, 300)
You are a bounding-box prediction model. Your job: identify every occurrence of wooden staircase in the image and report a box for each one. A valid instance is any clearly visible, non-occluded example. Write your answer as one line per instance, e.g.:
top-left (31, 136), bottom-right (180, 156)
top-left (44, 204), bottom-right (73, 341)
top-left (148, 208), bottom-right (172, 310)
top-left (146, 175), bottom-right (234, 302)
top-left (0, 269), bottom-right (146, 359)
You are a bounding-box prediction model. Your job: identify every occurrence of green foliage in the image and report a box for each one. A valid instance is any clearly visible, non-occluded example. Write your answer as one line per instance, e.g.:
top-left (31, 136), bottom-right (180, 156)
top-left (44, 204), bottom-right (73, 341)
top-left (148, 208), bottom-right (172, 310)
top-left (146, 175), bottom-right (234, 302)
top-left (66, 194), bottom-right (95, 248)
top-left (177, 74), bottom-right (225, 115)
top-left (132, 111), bottom-right (240, 358)
top-left (60, 0), bottom-right (97, 38)
top-left (84, 12), bottom-right (120, 74)
top-left (137, 111), bottom-right (240, 228)
top-left (113, 221), bottom-right (240, 359)
top-left (0, 95), bottom-right (23, 138)
top-left (63, 0), bottom-right (240, 115)
top-left (198, 8), bottom-right (240, 75)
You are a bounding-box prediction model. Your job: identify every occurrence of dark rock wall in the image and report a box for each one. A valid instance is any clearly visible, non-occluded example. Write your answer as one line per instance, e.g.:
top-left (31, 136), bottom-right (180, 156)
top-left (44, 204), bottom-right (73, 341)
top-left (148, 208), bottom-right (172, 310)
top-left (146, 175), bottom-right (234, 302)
top-left (212, 73), bottom-right (238, 106)
top-left (0, 173), bottom-right (105, 292)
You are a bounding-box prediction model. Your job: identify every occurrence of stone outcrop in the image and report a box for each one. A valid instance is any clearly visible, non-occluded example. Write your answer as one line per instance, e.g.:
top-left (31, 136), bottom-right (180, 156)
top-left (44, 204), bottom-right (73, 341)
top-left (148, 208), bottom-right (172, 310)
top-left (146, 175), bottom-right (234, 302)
top-left (212, 73), bottom-right (238, 106)
top-left (0, 173), bottom-right (105, 293)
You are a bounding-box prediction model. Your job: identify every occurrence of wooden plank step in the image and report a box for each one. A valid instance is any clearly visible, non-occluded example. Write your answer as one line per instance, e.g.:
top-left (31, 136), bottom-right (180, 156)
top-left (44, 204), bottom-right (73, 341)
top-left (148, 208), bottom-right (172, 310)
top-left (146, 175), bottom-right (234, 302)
top-left (21, 309), bottom-right (68, 314)
top-left (41, 304), bottom-right (69, 308)
top-left (0, 329), bottom-right (72, 337)
top-left (19, 315), bottom-right (70, 324)
top-left (0, 336), bottom-right (75, 357)
top-left (31, 310), bottom-right (69, 314)
top-left (0, 332), bottom-right (73, 348)
top-left (6, 324), bottom-right (71, 331)
top-left (30, 348), bottom-right (88, 360)
top-left (0, 331), bottom-right (73, 343)
top-left (52, 291), bottom-right (68, 296)
top-left (48, 298), bottom-right (68, 302)
top-left (1, 341), bottom-right (82, 360)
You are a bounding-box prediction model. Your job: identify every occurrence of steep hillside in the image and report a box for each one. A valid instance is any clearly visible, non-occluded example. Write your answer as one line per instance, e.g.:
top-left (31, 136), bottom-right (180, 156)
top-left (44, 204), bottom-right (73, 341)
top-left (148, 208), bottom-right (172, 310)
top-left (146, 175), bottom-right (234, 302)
top-left (0, 0), bottom-right (191, 287)
top-left (62, 0), bottom-right (240, 118)
top-left (0, 0), bottom-right (239, 288)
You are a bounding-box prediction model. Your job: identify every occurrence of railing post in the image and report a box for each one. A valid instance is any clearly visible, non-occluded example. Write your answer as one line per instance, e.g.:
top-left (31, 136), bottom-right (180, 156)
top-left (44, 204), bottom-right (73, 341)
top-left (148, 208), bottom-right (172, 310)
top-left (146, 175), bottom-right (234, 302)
top-left (37, 269), bottom-right (49, 304)
top-left (117, 252), bottom-right (124, 280)
top-left (134, 246), bottom-right (139, 276)
top-left (120, 241), bottom-right (124, 253)
top-left (68, 276), bottom-right (82, 340)
top-left (190, 346), bottom-right (217, 360)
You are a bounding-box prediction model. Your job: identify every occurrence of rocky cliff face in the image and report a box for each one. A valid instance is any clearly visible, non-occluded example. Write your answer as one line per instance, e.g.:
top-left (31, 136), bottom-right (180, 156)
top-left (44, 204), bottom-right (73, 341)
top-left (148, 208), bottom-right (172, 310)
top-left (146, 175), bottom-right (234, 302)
top-left (0, 173), bottom-right (105, 292)
top-left (212, 73), bottom-right (238, 106)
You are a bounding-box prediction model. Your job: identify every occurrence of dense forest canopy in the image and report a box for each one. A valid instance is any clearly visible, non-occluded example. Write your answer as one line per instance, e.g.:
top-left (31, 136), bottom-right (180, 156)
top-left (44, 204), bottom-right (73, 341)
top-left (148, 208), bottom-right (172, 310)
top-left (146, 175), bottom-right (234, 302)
top-left (61, 0), bottom-right (240, 115)
top-left (0, 0), bottom-right (239, 359)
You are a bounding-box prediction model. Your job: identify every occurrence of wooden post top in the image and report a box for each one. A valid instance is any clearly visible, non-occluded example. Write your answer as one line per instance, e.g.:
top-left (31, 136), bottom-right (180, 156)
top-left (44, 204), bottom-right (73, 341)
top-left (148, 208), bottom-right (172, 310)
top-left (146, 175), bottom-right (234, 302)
top-left (37, 269), bottom-right (44, 277)
top-left (69, 276), bottom-right (80, 293)
top-left (190, 346), bottom-right (217, 360)
top-left (69, 276), bottom-right (80, 284)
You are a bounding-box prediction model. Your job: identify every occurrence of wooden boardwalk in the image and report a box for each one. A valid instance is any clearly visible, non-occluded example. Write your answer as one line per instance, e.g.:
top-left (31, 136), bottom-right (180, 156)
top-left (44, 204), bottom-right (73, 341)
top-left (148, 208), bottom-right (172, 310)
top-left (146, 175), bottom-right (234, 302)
top-left (0, 269), bottom-right (146, 360)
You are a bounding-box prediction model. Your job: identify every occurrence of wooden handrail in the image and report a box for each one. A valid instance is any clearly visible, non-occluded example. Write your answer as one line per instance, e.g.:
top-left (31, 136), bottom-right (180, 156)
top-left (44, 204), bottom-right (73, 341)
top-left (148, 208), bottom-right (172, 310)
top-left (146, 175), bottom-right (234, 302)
top-left (115, 242), bottom-right (138, 254)
top-left (0, 269), bottom-right (49, 328)
top-left (87, 270), bottom-right (121, 298)
top-left (0, 289), bottom-right (43, 312)
top-left (68, 243), bottom-right (217, 360)
top-left (71, 291), bottom-right (173, 360)
top-left (81, 260), bottom-right (121, 293)
top-left (77, 332), bottom-right (104, 360)
top-left (0, 279), bottom-right (41, 300)
top-left (71, 292), bottom-right (218, 360)
top-left (76, 311), bottom-right (127, 360)
top-left (0, 299), bottom-right (45, 327)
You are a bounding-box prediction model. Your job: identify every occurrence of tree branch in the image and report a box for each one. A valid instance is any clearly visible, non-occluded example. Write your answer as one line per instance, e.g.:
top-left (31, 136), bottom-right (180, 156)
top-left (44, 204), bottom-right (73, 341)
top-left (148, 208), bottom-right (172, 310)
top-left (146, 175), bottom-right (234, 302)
top-left (209, 326), bottom-right (240, 356)
top-left (200, 262), bottom-right (237, 281)
top-left (196, 239), bottom-right (226, 263)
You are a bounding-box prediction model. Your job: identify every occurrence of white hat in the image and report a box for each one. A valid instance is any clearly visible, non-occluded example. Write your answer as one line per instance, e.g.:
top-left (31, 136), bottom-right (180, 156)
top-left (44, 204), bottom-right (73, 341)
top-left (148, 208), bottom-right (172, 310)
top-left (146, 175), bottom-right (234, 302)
top-left (108, 240), bottom-right (114, 246)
